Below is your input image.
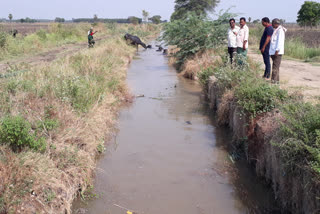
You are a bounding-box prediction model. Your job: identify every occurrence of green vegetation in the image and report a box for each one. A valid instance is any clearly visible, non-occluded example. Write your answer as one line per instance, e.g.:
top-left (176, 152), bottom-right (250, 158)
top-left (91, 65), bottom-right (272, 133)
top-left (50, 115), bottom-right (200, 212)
top-left (297, 1), bottom-right (320, 28)
top-left (171, 0), bottom-right (220, 21)
top-left (285, 38), bottom-right (320, 62)
top-left (0, 115), bottom-right (46, 152)
top-left (149, 15), bottom-right (162, 24)
top-left (162, 12), bottom-right (232, 69)
top-left (276, 102), bottom-right (320, 175)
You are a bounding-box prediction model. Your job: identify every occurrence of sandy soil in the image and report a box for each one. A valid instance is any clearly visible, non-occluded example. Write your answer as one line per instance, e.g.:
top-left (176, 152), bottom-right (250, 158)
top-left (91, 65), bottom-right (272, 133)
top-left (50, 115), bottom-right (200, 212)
top-left (248, 50), bottom-right (320, 103)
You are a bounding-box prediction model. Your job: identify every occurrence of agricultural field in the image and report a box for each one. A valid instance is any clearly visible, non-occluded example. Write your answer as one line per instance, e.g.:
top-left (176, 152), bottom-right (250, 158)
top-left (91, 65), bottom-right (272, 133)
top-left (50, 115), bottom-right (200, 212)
top-left (0, 23), bottom-right (51, 35)
top-left (249, 23), bottom-right (320, 62)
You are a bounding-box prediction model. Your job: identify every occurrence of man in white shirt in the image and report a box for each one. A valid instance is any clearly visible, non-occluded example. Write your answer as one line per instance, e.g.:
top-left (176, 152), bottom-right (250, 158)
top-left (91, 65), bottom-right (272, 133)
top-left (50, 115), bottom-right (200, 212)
top-left (236, 17), bottom-right (249, 65)
top-left (269, 18), bottom-right (286, 83)
top-left (227, 18), bottom-right (240, 64)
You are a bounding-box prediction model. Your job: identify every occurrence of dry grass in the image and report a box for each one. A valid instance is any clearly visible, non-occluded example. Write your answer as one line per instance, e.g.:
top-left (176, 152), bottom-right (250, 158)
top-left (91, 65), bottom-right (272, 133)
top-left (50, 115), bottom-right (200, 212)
top-left (217, 90), bottom-right (235, 125)
top-left (180, 50), bottom-right (222, 80)
top-left (0, 24), bottom-right (159, 214)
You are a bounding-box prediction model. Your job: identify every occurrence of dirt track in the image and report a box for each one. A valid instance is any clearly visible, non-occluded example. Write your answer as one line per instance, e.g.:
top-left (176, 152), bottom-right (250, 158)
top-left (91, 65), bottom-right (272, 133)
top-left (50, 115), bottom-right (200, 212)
top-left (248, 50), bottom-right (320, 103)
top-left (0, 36), bottom-right (110, 73)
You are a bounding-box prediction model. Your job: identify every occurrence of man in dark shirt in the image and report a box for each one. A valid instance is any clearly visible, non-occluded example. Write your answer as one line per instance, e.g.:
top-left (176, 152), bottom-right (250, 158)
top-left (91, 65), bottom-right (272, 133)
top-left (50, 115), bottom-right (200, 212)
top-left (260, 17), bottom-right (274, 79)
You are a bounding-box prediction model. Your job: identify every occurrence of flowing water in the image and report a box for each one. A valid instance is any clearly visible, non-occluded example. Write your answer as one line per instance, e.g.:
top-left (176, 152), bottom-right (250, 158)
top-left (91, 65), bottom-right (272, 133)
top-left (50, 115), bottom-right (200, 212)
top-left (73, 43), bottom-right (278, 214)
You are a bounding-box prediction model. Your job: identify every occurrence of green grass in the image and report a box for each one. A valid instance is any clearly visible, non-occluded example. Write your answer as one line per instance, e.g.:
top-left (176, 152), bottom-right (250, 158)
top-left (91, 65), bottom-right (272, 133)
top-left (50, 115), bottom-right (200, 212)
top-left (274, 102), bottom-right (320, 175)
top-left (0, 23), bottom-right (91, 61)
top-left (285, 38), bottom-right (320, 62)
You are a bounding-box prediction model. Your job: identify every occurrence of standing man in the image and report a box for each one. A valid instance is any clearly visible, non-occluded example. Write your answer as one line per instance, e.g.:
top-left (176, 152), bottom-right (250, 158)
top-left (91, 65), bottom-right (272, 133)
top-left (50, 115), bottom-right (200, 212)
top-left (236, 17), bottom-right (249, 65)
top-left (269, 18), bottom-right (286, 83)
top-left (88, 27), bottom-right (97, 48)
top-left (260, 17), bottom-right (273, 79)
top-left (227, 18), bottom-right (240, 64)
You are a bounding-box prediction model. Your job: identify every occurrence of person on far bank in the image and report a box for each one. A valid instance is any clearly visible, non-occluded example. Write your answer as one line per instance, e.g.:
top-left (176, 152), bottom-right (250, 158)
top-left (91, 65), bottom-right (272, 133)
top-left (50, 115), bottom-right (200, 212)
top-left (269, 18), bottom-right (286, 84)
top-left (260, 17), bottom-right (274, 79)
top-left (88, 27), bottom-right (98, 48)
top-left (236, 17), bottom-right (249, 65)
top-left (227, 18), bottom-right (240, 64)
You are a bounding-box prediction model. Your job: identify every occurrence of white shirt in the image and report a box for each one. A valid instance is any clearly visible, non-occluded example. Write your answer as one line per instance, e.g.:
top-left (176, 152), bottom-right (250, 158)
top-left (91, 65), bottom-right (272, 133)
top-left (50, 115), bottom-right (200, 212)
top-left (236, 25), bottom-right (249, 49)
top-left (228, 26), bottom-right (240, 48)
top-left (269, 26), bottom-right (285, 55)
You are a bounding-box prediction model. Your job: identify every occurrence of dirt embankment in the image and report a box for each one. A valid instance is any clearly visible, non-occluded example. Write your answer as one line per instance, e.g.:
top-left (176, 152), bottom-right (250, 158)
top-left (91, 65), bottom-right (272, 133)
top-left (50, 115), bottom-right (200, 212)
top-left (207, 76), bottom-right (320, 213)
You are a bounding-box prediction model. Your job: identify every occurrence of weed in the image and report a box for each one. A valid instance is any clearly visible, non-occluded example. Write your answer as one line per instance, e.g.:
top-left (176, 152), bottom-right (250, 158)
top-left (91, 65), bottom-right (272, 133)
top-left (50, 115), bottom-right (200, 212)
top-left (0, 115), bottom-right (46, 152)
top-left (0, 32), bottom-right (7, 48)
top-left (44, 189), bottom-right (56, 203)
top-left (235, 78), bottom-right (288, 118)
top-left (274, 102), bottom-right (320, 175)
top-left (97, 142), bottom-right (106, 154)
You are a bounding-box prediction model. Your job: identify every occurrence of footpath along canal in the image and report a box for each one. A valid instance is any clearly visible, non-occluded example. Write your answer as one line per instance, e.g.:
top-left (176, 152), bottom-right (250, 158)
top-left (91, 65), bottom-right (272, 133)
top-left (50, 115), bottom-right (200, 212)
top-left (73, 42), bottom-right (279, 214)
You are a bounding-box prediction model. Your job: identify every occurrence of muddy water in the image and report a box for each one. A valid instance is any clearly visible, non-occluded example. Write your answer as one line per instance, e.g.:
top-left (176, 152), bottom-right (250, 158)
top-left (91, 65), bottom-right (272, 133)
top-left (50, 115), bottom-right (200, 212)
top-left (73, 43), bottom-right (277, 214)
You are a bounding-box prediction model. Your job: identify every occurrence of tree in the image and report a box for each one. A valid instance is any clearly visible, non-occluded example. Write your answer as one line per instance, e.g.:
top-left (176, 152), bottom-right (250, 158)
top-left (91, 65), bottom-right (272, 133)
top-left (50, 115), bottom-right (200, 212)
top-left (55, 17), bottom-right (65, 23)
top-left (142, 10), bottom-right (149, 23)
top-left (8, 14), bottom-right (13, 21)
top-left (149, 15), bottom-right (162, 24)
top-left (93, 14), bottom-right (98, 23)
top-left (297, 1), bottom-right (320, 28)
top-left (128, 16), bottom-right (141, 25)
top-left (248, 17), bottom-right (252, 23)
top-left (171, 0), bottom-right (220, 21)
top-left (253, 19), bottom-right (260, 24)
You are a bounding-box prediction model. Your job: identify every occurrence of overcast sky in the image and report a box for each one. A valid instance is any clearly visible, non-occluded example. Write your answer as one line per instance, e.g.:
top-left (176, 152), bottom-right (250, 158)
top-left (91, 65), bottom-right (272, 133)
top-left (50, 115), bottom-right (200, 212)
top-left (1, 0), bottom-right (319, 22)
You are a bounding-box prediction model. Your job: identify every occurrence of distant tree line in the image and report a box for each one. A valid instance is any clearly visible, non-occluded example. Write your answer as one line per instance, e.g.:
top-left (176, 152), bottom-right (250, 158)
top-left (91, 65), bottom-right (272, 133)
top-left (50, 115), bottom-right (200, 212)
top-left (72, 16), bottom-right (164, 24)
top-left (72, 18), bottom-right (140, 24)
top-left (19, 17), bottom-right (38, 23)
top-left (55, 17), bottom-right (65, 23)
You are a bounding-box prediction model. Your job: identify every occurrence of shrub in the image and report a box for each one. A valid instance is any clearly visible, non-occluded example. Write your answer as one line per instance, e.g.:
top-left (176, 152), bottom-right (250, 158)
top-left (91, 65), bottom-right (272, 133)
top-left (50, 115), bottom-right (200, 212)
top-left (235, 78), bottom-right (288, 117)
top-left (0, 115), bottom-right (46, 152)
top-left (161, 12), bottom-right (233, 69)
top-left (198, 67), bottom-right (214, 88)
top-left (36, 29), bottom-right (47, 41)
top-left (0, 32), bottom-right (7, 48)
top-left (274, 102), bottom-right (320, 174)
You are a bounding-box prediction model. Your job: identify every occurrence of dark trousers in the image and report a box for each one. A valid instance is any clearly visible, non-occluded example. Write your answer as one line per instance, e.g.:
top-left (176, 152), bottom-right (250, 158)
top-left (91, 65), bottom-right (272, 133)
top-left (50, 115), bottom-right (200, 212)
top-left (271, 55), bottom-right (282, 83)
top-left (228, 47), bottom-right (237, 64)
top-left (262, 51), bottom-right (271, 78)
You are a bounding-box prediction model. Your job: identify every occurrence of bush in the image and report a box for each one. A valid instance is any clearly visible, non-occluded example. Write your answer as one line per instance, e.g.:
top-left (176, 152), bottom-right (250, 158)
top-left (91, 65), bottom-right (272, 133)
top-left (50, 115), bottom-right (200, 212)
top-left (0, 32), bottom-right (7, 48)
top-left (235, 78), bottom-right (288, 117)
top-left (161, 12), bottom-right (233, 69)
top-left (36, 29), bottom-right (47, 41)
top-left (275, 102), bottom-right (320, 175)
top-left (198, 67), bottom-right (214, 87)
top-left (0, 115), bottom-right (46, 152)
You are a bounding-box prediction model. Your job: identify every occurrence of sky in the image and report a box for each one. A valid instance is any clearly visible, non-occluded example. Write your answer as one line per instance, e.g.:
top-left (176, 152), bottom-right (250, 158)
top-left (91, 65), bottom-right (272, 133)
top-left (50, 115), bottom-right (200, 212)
top-left (1, 0), bottom-right (319, 22)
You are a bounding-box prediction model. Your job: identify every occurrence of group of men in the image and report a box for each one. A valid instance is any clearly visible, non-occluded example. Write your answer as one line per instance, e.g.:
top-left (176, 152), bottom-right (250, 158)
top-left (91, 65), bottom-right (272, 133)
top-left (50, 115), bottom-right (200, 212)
top-left (227, 17), bottom-right (286, 83)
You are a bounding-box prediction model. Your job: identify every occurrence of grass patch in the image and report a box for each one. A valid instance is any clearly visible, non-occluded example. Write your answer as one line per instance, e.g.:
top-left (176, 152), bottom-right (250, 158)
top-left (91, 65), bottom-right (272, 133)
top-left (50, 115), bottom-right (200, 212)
top-left (274, 102), bottom-right (320, 175)
top-left (0, 115), bottom-right (46, 152)
top-left (285, 38), bottom-right (320, 62)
